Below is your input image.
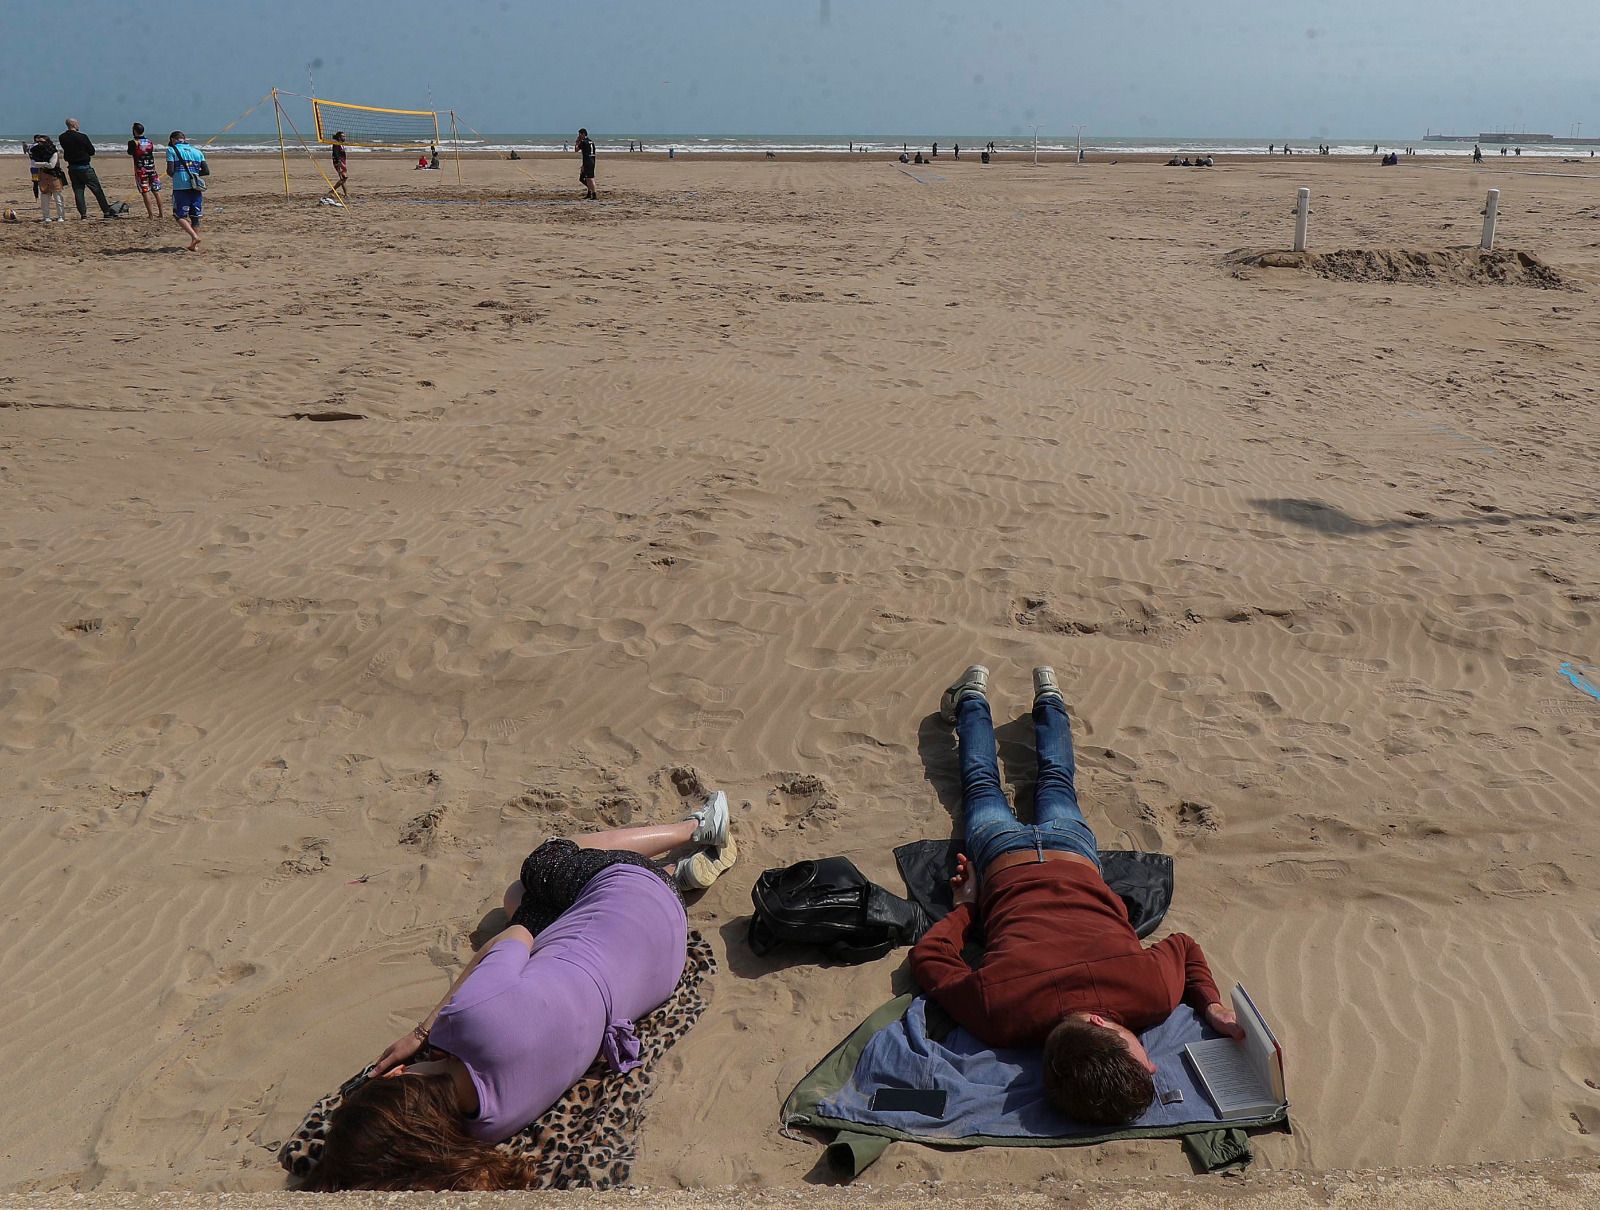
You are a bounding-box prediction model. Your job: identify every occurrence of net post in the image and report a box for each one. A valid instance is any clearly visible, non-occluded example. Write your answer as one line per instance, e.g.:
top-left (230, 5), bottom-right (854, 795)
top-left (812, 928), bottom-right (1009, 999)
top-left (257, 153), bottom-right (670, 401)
top-left (273, 90), bottom-right (290, 200)
top-left (451, 111), bottom-right (463, 187)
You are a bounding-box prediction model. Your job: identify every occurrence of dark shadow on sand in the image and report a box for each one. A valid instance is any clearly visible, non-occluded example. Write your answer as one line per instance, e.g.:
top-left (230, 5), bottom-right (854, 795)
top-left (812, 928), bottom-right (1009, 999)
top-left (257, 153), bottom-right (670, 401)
top-left (916, 708), bottom-right (1045, 840)
top-left (716, 899), bottom-right (923, 986)
top-left (1254, 497), bottom-right (1600, 537)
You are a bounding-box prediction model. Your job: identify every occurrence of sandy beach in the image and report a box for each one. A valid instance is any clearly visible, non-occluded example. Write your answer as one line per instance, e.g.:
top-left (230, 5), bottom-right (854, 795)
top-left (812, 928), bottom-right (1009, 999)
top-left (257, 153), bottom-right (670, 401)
top-left (2, 151), bottom-right (1598, 1194)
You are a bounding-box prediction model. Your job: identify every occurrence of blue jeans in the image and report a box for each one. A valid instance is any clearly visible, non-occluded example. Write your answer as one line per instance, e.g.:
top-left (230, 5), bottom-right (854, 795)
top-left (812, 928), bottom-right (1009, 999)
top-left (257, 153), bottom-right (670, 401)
top-left (957, 695), bottom-right (1100, 876)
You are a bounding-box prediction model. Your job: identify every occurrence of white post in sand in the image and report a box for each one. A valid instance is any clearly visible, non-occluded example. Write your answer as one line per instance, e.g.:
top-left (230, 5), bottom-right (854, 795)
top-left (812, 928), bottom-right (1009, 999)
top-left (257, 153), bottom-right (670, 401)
top-left (1480, 188), bottom-right (1500, 251)
top-left (1293, 187), bottom-right (1311, 252)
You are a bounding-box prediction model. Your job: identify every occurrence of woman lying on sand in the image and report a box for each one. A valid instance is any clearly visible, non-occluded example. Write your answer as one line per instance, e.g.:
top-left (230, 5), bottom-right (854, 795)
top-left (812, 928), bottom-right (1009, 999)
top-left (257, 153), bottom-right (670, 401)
top-left (306, 795), bottom-right (737, 1191)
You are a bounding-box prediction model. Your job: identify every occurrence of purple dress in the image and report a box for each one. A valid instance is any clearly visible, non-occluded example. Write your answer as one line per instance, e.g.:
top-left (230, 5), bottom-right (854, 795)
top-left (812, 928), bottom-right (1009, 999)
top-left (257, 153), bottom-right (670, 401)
top-left (429, 863), bottom-right (688, 1141)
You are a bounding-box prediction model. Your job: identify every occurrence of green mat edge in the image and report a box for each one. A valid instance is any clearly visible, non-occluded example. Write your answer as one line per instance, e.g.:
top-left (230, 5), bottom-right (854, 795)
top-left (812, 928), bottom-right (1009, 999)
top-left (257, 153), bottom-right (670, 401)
top-left (782, 992), bottom-right (1289, 1152)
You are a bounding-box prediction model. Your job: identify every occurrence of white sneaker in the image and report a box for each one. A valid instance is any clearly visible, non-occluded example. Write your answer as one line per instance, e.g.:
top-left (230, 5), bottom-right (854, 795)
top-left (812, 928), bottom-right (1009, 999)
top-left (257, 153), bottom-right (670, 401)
top-left (1032, 666), bottom-right (1064, 706)
top-left (687, 790), bottom-right (729, 847)
top-left (676, 833), bottom-right (738, 891)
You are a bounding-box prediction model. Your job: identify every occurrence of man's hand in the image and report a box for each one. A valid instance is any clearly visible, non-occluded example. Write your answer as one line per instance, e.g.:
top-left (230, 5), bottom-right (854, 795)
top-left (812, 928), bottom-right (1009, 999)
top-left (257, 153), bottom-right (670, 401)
top-left (1204, 1002), bottom-right (1246, 1040)
top-left (950, 852), bottom-right (978, 907)
top-left (373, 1029), bottom-right (425, 1077)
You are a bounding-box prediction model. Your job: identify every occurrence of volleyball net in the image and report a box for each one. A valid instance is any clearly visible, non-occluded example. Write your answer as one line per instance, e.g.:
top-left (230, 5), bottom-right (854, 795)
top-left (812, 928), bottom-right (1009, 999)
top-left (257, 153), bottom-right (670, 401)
top-left (311, 97), bottom-right (441, 148)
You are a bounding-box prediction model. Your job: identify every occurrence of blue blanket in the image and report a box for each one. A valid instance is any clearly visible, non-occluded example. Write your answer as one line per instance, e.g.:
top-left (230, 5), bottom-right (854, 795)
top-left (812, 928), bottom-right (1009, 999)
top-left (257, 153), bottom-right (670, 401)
top-left (816, 997), bottom-right (1255, 1139)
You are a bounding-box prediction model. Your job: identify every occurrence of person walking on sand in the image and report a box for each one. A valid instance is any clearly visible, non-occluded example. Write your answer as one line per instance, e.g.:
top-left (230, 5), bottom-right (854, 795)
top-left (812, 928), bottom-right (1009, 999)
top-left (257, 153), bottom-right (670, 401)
top-left (59, 118), bottom-right (120, 219)
top-left (127, 123), bottom-right (163, 219)
top-left (911, 665), bottom-right (1248, 1127)
top-left (304, 796), bottom-right (737, 1190)
top-left (576, 127), bottom-right (597, 199)
top-left (165, 131), bottom-right (207, 251)
top-left (29, 135), bottom-right (67, 222)
top-left (324, 131), bottom-right (349, 203)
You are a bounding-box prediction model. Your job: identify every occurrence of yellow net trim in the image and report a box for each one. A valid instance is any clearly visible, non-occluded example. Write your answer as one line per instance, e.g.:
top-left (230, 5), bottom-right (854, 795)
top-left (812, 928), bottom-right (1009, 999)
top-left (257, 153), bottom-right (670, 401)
top-left (312, 97), bottom-right (441, 147)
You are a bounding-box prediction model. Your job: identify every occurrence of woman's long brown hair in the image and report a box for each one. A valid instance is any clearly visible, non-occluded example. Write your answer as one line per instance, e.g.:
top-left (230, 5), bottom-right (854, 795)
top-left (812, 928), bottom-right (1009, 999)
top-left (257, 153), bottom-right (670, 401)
top-left (303, 1072), bottom-right (539, 1191)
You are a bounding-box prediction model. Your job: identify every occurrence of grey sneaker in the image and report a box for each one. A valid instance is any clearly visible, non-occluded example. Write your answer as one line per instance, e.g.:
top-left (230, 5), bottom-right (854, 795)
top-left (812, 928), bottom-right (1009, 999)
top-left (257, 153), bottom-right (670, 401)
top-left (1032, 666), bottom-right (1064, 707)
top-left (686, 790), bottom-right (729, 847)
top-left (939, 664), bottom-right (990, 723)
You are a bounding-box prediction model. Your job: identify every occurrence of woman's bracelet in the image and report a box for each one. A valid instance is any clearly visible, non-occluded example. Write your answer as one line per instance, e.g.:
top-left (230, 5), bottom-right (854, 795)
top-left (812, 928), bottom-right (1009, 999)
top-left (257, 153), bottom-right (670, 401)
top-left (411, 1022), bottom-right (430, 1043)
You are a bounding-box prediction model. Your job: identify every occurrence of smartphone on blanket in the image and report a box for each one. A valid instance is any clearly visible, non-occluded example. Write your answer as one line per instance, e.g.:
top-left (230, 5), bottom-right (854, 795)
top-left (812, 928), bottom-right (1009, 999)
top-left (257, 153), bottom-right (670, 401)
top-left (870, 1087), bottom-right (948, 1117)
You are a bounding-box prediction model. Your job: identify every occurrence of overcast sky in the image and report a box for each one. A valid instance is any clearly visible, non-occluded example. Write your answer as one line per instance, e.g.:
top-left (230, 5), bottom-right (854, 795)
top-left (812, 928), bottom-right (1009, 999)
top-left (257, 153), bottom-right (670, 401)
top-left (7, 0), bottom-right (1599, 138)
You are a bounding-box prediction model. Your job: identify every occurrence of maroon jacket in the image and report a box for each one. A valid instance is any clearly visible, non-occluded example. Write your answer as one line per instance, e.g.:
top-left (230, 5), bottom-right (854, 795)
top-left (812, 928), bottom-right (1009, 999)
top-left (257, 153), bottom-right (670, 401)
top-left (909, 860), bottom-right (1222, 1047)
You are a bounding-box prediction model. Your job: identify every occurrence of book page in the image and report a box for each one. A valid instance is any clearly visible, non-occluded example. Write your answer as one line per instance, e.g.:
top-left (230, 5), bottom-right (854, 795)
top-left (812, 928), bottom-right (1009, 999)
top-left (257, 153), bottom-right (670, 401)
top-left (1232, 983), bottom-right (1286, 1103)
top-left (1185, 1038), bottom-right (1269, 1114)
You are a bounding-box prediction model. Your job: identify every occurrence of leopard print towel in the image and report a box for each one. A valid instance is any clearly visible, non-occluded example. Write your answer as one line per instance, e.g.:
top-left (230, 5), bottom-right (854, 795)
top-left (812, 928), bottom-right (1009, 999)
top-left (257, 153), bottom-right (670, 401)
top-left (278, 928), bottom-right (716, 1189)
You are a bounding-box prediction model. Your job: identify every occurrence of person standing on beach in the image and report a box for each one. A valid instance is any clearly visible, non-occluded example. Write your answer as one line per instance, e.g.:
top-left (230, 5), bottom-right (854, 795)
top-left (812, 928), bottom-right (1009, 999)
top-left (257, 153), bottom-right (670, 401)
top-left (165, 131), bottom-right (207, 252)
top-left (126, 123), bottom-right (163, 219)
top-left (576, 127), bottom-right (597, 199)
top-left (58, 118), bottom-right (120, 219)
top-left (23, 141), bottom-right (41, 199)
top-left (324, 132), bottom-right (349, 203)
top-left (30, 135), bottom-right (67, 222)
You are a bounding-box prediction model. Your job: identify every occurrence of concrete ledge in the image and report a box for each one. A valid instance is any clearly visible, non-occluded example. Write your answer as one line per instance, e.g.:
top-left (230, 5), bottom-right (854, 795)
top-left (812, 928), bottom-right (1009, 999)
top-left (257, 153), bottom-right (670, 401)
top-left (15, 1158), bottom-right (1600, 1209)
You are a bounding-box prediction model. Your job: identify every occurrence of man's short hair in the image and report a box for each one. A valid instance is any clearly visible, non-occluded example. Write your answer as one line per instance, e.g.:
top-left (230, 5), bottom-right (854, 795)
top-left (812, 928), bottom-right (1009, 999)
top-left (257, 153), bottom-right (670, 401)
top-left (1042, 1017), bottom-right (1156, 1126)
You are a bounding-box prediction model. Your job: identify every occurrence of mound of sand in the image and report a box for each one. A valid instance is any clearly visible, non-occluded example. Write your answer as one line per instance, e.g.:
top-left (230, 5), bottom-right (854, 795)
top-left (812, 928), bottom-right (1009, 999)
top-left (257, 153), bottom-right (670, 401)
top-left (1226, 246), bottom-right (1567, 287)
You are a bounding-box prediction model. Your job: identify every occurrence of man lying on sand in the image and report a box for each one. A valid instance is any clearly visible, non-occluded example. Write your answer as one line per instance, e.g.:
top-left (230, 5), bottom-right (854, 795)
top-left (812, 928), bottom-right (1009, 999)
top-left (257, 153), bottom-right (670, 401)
top-left (306, 800), bottom-right (737, 1191)
top-left (911, 665), bottom-right (1246, 1126)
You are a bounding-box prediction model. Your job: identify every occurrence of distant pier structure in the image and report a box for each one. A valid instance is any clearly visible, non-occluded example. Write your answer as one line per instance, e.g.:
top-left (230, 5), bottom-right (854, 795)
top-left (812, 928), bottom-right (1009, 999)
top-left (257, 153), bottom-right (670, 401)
top-left (1425, 129), bottom-right (1600, 146)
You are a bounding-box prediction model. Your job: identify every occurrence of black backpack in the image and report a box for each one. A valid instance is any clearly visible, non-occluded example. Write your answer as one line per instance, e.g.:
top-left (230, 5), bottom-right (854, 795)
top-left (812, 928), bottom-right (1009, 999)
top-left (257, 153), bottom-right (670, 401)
top-left (748, 856), bottom-right (930, 963)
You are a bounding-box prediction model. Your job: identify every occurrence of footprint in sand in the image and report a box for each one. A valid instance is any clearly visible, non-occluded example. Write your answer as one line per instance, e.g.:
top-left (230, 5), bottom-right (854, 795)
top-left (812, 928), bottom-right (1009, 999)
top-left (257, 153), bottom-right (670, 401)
top-left (767, 772), bottom-right (838, 827)
top-left (245, 758), bottom-right (289, 804)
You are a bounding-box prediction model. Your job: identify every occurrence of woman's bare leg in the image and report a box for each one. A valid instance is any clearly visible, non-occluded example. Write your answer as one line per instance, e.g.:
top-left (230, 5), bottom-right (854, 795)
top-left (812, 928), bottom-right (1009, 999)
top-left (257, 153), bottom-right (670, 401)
top-left (572, 819), bottom-right (697, 860)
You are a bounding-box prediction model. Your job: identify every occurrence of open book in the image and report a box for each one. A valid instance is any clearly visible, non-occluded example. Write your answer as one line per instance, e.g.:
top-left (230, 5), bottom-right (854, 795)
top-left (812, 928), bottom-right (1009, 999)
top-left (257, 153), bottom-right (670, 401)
top-left (1183, 983), bottom-right (1286, 1119)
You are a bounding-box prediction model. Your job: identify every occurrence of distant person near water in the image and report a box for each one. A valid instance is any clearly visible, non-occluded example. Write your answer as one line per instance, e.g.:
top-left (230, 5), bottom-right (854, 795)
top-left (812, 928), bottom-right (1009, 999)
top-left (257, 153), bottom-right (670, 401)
top-left (126, 123), bottom-right (163, 219)
top-left (29, 135), bottom-right (67, 222)
top-left (1473, 144), bottom-right (1483, 163)
top-left (165, 131), bottom-right (208, 251)
top-left (576, 127), bottom-right (597, 199)
top-left (59, 118), bottom-right (120, 219)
